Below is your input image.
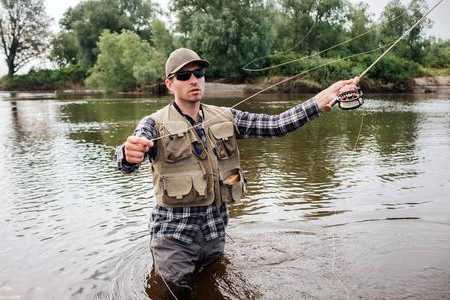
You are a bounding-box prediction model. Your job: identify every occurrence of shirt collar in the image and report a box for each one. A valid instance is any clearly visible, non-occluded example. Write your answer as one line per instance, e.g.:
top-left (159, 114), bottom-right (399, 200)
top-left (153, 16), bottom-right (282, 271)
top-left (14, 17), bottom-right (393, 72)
top-left (172, 101), bottom-right (204, 125)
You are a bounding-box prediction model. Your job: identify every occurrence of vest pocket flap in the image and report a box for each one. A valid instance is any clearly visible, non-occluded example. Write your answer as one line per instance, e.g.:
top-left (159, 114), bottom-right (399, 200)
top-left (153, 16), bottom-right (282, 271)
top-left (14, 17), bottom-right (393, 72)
top-left (192, 176), bottom-right (207, 196)
top-left (165, 121), bottom-right (189, 137)
top-left (164, 176), bottom-right (192, 199)
top-left (209, 121), bottom-right (234, 140)
top-left (163, 121), bottom-right (192, 163)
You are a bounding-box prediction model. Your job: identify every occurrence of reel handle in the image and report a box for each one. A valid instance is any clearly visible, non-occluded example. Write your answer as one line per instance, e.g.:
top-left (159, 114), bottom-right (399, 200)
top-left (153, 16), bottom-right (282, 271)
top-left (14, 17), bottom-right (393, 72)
top-left (332, 87), bottom-right (364, 110)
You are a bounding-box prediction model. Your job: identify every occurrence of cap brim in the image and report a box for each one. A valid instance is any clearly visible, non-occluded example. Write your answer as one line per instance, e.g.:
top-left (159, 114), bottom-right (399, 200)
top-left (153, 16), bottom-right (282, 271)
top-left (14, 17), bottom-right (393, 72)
top-left (167, 59), bottom-right (209, 78)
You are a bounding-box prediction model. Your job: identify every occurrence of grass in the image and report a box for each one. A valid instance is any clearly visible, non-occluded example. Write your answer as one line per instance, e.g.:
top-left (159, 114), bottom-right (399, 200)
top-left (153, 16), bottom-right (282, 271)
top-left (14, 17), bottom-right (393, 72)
top-left (422, 67), bottom-right (450, 76)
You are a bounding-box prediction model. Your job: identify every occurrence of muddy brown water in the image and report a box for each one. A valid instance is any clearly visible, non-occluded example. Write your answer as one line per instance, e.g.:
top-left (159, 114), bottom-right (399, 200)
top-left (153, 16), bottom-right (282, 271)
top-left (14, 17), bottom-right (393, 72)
top-left (1, 92), bottom-right (449, 299)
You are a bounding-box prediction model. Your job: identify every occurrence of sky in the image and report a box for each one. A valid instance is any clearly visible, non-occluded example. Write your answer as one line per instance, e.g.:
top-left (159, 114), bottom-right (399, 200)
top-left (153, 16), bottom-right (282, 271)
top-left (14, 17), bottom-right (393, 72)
top-left (0, 0), bottom-right (448, 76)
top-left (43, 0), bottom-right (449, 38)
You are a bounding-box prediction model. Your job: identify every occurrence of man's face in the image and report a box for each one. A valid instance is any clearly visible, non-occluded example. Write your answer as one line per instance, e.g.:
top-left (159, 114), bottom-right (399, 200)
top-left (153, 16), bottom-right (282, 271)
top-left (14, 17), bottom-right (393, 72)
top-left (165, 63), bottom-right (205, 103)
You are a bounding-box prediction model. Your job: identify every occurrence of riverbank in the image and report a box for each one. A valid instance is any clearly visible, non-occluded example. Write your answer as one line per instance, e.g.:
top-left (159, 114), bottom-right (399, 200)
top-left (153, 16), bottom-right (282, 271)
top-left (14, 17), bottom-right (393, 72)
top-left (205, 76), bottom-right (450, 97)
top-left (1, 76), bottom-right (449, 98)
top-left (413, 76), bottom-right (450, 94)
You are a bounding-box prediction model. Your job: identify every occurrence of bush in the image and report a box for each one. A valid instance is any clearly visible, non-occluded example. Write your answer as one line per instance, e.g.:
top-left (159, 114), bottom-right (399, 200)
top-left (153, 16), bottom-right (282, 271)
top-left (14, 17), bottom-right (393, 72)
top-left (259, 52), bottom-right (361, 86)
top-left (0, 65), bottom-right (88, 90)
top-left (422, 41), bottom-right (450, 68)
top-left (255, 51), bottom-right (425, 85)
top-left (422, 67), bottom-right (450, 76)
top-left (358, 53), bottom-right (424, 82)
top-left (86, 30), bottom-right (164, 92)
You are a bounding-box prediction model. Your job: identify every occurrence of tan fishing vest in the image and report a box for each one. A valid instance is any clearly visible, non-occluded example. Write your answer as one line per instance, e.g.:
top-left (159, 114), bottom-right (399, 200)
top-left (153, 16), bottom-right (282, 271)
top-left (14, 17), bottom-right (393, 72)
top-left (149, 103), bottom-right (246, 207)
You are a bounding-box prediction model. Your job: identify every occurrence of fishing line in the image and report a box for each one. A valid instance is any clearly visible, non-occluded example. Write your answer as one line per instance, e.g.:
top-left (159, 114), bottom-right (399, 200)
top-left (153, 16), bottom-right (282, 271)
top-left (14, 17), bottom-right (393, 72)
top-left (289, 0), bottom-right (319, 51)
top-left (144, 0), bottom-right (444, 145)
top-left (349, 0), bottom-right (445, 148)
top-left (328, 0), bottom-right (444, 296)
top-left (150, 44), bottom-right (388, 143)
top-left (353, 114), bottom-right (365, 151)
top-left (159, 272), bottom-right (179, 300)
top-left (148, 0), bottom-right (439, 144)
top-left (106, 4), bottom-right (445, 300)
top-left (139, 2), bottom-right (443, 295)
top-left (147, 0), bottom-right (444, 144)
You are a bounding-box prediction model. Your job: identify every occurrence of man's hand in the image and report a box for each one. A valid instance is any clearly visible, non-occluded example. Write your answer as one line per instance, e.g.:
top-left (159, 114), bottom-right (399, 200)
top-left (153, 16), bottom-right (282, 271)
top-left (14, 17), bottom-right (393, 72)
top-left (315, 76), bottom-right (360, 112)
top-left (124, 136), bottom-right (153, 164)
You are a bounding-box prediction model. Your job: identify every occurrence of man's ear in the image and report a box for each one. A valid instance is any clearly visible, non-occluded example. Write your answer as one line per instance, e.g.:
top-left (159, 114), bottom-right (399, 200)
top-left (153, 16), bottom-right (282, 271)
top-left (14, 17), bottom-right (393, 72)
top-left (165, 78), bottom-right (173, 94)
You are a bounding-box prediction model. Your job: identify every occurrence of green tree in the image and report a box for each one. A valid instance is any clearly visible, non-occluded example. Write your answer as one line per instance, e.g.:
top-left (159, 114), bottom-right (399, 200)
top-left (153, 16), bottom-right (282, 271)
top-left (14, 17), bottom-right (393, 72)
top-left (49, 32), bottom-right (78, 67)
top-left (422, 38), bottom-right (450, 68)
top-left (171, 0), bottom-right (274, 78)
top-left (278, 0), bottom-right (346, 55)
top-left (380, 0), bottom-right (431, 62)
top-left (0, 0), bottom-right (51, 76)
top-left (406, 0), bottom-right (432, 62)
top-left (345, 2), bottom-right (377, 54)
top-left (51, 0), bottom-right (156, 68)
top-left (86, 30), bottom-right (163, 91)
top-left (150, 19), bottom-right (175, 57)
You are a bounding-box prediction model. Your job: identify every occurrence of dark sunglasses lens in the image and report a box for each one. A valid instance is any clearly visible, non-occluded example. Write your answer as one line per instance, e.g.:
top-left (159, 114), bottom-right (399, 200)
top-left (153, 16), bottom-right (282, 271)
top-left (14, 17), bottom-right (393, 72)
top-left (175, 69), bottom-right (205, 81)
top-left (192, 69), bottom-right (205, 78)
top-left (175, 72), bottom-right (191, 81)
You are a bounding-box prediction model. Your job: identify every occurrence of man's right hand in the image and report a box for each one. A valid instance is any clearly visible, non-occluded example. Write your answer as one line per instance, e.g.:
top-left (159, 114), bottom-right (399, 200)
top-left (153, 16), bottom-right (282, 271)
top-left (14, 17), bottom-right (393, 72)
top-left (124, 136), bottom-right (153, 164)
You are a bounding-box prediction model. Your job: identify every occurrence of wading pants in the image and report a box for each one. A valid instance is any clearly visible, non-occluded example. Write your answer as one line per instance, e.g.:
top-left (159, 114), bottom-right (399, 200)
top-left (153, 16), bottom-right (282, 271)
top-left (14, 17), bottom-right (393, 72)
top-left (150, 231), bottom-right (225, 299)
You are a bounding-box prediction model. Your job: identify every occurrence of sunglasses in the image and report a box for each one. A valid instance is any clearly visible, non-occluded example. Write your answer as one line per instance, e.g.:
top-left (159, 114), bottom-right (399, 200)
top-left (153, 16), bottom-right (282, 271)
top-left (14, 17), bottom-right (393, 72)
top-left (170, 69), bottom-right (205, 81)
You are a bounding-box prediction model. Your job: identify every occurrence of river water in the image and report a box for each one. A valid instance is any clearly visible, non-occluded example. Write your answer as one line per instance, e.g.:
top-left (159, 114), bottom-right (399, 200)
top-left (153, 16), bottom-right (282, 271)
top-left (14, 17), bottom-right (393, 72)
top-left (0, 92), bottom-right (449, 300)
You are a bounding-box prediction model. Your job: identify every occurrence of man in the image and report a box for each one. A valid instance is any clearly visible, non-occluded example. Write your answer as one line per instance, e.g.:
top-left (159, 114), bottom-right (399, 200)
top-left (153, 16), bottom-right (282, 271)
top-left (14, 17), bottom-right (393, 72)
top-left (116, 48), bottom-right (359, 299)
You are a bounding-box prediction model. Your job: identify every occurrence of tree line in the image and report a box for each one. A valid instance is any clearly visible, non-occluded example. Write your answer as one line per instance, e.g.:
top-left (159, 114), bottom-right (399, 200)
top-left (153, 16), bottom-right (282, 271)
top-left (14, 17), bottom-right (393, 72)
top-left (0, 0), bottom-right (449, 92)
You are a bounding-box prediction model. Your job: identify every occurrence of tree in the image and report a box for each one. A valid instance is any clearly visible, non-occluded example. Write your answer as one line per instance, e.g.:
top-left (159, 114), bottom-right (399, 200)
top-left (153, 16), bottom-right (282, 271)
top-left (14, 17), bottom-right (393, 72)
top-left (422, 38), bottom-right (450, 68)
top-left (380, 0), bottom-right (431, 62)
top-left (51, 0), bottom-right (156, 68)
top-left (171, 0), bottom-right (274, 78)
top-left (278, 0), bottom-right (346, 55)
top-left (406, 0), bottom-right (432, 62)
top-left (0, 0), bottom-right (51, 76)
top-left (345, 2), bottom-right (377, 54)
top-left (86, 30), bottom-right (163, 91)
top-left (150, 19), bottom-right (175, 57)
top-left (49, 31), bottom-right (78, 68)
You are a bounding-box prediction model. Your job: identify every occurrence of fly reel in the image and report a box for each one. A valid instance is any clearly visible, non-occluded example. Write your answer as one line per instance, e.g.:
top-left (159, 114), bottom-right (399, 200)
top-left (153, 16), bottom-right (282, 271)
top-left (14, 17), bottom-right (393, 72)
top-left (332, 87), bottom-right (364, 110)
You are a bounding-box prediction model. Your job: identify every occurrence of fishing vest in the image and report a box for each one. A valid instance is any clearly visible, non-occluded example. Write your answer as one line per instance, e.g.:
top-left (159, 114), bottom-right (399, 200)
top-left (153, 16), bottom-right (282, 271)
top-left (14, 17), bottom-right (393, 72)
top-left (149, 103), bottom-right (246, 207)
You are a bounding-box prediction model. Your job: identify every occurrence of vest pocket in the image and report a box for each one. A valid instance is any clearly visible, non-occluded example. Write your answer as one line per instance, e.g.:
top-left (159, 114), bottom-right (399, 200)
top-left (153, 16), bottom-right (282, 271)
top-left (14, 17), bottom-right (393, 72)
top-left (161, 175), bottom-right (208, 206)
top-left (163, 121), bottom-right (192, 163)
top-left (220, 170), bottom-right (246, 203)
top-left (209, 121), bottom-right (236, 160)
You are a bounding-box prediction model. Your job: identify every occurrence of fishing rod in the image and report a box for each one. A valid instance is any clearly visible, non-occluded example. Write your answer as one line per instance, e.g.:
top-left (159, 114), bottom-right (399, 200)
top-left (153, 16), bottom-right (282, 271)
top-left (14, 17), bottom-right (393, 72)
top-left (149, 45), bottom-right (387, 142)
top-left (149, 0), bottom-right (444, 142)
top-left (331, 0), bottom-right (445, 110)
top-left (329, 2), bottom-right (445, 293)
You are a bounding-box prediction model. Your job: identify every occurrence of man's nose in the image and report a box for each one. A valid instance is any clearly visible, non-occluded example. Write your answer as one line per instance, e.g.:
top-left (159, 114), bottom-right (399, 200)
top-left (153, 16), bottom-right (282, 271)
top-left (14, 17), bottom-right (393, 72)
top-left (188, 74), bottom-right (199, 84)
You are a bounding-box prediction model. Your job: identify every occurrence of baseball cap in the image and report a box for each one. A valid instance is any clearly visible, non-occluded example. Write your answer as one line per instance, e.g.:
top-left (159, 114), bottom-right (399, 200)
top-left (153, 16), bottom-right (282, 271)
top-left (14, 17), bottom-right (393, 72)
top-left (165, 48), bottom-right (209, 78)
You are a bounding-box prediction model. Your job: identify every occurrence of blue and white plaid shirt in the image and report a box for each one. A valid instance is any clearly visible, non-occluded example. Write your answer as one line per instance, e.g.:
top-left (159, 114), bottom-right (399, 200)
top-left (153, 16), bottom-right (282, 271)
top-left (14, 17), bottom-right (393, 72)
top-left (116, 98), bottom-right (320, 244)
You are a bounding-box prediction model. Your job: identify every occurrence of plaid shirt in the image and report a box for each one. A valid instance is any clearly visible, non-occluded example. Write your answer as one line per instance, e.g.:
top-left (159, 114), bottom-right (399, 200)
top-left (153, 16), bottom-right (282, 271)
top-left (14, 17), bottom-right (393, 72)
top-left (116, 98), bottom-right (320, 244)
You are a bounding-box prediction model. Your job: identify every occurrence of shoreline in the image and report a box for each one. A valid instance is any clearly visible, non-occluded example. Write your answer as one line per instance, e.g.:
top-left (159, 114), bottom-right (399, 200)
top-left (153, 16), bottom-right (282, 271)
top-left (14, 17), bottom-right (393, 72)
top-left (208, 76), bottom-right (450, 97)
top-left (1, 76), bottom-right (449, 98)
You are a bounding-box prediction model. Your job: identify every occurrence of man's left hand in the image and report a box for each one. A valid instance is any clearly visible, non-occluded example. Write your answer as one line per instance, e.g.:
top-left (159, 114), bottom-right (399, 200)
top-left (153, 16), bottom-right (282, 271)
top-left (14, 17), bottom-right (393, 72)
top-left (315, 76), bottom-right (360, 112)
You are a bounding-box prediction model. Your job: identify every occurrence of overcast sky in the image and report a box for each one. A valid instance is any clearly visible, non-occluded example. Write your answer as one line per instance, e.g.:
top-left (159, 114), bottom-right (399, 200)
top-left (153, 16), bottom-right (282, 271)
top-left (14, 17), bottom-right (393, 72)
top-left (1, 0), bottom-right (448, 75)
top-left (44, 0), bottom-right (449, 38)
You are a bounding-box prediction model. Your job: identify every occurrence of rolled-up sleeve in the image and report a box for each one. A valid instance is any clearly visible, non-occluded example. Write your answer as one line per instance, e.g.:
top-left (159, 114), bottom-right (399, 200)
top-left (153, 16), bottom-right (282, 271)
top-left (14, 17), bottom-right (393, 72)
top-left (230, 97), bottom-right (320, 138)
